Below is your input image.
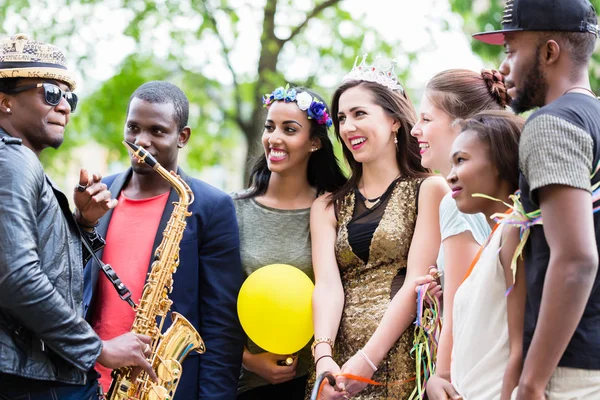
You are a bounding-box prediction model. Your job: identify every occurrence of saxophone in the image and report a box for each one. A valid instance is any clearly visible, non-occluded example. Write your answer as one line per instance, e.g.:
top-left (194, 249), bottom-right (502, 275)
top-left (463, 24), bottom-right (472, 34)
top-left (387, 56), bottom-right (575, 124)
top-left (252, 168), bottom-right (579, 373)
top-left (107, 140), bottom-right (206, 400)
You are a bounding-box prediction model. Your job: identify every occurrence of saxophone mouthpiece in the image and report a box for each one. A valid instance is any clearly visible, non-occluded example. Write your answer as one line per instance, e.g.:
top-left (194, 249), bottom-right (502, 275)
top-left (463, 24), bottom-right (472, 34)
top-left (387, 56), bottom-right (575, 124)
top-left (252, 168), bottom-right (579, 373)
top-left (123, 140), bottom-right (158, 168)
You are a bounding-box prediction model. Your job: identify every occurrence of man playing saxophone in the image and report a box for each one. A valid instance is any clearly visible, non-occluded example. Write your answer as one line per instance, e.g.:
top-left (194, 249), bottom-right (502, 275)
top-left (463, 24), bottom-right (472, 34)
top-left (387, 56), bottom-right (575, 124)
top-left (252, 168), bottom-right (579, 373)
top-left (0, 34), bottom-right (156, 400)
top-left (84, 81), bottom-right (245, 399)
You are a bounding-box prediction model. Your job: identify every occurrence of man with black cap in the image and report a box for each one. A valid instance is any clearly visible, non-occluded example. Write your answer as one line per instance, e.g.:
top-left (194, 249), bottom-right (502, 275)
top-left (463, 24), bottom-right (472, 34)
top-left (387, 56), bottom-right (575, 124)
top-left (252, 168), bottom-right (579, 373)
top-left (474, 1), bottom-right (600, 399)
top-left (0, 34), bottom-right (156, 399)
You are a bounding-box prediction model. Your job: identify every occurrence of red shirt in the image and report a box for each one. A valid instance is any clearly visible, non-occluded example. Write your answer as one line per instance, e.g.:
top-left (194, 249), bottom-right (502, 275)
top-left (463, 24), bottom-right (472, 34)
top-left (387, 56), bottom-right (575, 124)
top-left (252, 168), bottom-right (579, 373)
top-left (91, 191), bottom-right (169, 392)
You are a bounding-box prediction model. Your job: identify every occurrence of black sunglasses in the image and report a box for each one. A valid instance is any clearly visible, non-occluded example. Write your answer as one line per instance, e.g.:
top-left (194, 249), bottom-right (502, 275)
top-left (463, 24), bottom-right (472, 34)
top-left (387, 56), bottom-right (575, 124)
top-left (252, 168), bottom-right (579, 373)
top-left (6, 82), bottom-right (78, 112)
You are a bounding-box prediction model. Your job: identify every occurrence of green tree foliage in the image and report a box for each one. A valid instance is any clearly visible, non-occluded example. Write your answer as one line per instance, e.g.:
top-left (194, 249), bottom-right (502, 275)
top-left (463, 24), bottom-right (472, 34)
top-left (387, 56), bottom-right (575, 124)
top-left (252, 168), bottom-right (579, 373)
top-left (449, 0), bottom-right (600, 91)
top-left (1, 0), bottom-right (410, 179)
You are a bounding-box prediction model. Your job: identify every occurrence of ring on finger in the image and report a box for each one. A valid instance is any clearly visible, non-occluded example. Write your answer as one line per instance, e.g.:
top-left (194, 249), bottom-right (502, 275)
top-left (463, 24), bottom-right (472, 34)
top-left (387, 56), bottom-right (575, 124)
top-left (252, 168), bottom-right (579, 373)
top-left (143, 343), bottom-right (151, 355)
top-left (76, 183), bottom-right (88, 192)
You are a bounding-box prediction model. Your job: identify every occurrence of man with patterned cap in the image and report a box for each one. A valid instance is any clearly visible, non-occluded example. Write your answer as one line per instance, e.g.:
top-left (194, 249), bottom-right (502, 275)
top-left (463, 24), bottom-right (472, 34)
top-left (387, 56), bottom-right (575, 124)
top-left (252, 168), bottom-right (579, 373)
top-left (0, 34), bottom-right (156, 399)
top-left (474, 1), bottom-right (600, 399)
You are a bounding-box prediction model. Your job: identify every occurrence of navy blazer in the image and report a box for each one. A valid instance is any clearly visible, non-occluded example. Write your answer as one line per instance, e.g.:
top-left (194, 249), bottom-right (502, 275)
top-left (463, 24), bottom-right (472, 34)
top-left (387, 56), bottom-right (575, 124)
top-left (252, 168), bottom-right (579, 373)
top-left (83, 168), bottom-right (244, 400)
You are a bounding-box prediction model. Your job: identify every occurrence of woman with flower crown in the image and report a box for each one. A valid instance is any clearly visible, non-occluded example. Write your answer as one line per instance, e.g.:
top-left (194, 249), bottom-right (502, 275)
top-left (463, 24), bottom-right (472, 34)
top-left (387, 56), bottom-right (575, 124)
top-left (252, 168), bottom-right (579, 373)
top-left (308, 57), bottom-right (448, 399)
top-left (233, 86), bottom-right (346, 400)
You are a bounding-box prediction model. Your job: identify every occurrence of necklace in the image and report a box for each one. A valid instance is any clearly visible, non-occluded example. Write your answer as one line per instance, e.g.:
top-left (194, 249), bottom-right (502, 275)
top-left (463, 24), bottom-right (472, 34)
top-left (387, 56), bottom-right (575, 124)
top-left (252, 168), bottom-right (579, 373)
top-left (563, 86), bottom-right (600, 99)
top-left (359, 174), bottom-right (401, 209)
top-left (358, 186), bottom-right (382, 209)
top-left (363, 195), bottom-right (382, 209)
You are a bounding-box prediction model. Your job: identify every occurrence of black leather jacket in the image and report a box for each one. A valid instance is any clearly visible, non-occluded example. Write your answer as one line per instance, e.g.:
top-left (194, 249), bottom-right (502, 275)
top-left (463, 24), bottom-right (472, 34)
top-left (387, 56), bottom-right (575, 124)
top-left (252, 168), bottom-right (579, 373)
top-left (0, 130), bottom-right (103, 385)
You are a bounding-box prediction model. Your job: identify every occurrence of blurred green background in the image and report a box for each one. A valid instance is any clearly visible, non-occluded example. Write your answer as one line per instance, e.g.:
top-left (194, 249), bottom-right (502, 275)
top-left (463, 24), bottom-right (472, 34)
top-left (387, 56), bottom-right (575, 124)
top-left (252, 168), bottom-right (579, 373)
top-left (2, 0), bottom-right (599, 192)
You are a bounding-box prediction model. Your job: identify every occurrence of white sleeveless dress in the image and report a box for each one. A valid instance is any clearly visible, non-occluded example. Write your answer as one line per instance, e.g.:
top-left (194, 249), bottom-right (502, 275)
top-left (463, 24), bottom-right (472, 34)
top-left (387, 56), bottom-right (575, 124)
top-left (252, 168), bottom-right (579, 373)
top-left (451, 223), bottom-right (510, 400)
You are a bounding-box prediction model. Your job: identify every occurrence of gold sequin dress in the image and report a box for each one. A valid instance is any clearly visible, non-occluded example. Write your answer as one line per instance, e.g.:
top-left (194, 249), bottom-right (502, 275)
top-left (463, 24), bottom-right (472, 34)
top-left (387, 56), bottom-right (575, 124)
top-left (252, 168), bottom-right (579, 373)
top-left (309, 178), bottom-right (423, 399)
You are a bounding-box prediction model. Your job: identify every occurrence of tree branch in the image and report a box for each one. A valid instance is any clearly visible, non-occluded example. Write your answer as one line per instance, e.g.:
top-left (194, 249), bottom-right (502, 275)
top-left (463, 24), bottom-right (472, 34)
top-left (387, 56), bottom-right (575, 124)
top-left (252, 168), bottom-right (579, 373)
top-left (228, 109), bottom-right (248, 132)
top-left (283, 0), bottom-right (342, 45)
top-left (201, 2), bottom-right (246, 132)
top-left (208, 87), bottom-right (248, 131)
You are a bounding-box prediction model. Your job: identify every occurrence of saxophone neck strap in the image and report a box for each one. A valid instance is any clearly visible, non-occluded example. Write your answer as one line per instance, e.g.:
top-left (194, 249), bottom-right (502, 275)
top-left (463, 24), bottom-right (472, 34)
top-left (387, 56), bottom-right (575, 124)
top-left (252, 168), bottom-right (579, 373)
top-left (79, 228), bottom-right (137, 309)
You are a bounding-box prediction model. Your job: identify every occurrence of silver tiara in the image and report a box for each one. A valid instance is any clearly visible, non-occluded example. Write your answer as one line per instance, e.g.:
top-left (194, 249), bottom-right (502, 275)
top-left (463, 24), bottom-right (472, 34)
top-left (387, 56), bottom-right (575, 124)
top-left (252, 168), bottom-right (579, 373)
top-left (342, 54), bottom-right (405, 94)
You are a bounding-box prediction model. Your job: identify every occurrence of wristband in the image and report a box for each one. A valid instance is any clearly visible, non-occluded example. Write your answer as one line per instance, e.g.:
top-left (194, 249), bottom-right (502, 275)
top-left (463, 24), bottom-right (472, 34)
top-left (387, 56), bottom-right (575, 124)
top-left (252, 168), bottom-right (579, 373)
top-left (74, 211), bottom-right (99, 229)
top-left (315, 354), bottom-right (333, 366)
top-left (78, 219), bottom-right (99, 229)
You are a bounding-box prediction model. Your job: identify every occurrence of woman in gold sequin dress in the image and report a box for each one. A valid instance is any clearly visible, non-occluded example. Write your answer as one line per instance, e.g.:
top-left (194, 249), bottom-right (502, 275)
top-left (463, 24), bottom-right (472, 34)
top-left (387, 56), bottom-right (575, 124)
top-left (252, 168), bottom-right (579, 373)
top-left (308, 57), bottom-right (448, 400)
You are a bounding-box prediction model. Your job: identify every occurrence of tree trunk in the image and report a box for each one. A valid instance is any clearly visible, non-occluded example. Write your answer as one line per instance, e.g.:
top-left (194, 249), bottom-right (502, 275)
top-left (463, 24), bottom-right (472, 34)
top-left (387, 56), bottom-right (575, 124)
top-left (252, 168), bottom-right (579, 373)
top-left (241, 0), bottom-right (343, 180)
top-left (243, 0), bottom-right (281, 180)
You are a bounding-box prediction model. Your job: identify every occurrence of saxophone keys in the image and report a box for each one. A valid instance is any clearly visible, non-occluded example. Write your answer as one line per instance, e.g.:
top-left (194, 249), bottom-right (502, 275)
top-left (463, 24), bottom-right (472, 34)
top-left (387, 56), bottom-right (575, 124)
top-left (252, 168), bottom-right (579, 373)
top-left (147, 384), bottom-right (170, 400)
top-left (156, 358), bottom-right (181, 382)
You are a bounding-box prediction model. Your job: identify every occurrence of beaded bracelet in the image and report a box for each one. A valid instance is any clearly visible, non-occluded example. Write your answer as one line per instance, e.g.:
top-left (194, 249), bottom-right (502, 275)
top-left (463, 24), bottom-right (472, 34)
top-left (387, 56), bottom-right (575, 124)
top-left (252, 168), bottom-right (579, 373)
top-left (311, 337), bottom-right (334, 358)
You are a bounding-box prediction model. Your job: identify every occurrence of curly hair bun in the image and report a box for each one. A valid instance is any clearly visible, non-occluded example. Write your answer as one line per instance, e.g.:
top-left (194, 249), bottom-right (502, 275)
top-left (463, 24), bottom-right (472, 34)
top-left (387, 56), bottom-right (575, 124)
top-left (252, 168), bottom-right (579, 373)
top-left (481, 69), bottom-right (509, 108)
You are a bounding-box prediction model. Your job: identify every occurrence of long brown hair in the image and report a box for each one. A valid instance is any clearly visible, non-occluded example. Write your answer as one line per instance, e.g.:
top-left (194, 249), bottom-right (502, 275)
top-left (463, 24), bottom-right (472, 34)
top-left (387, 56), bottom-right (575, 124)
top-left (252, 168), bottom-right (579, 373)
top-left (425, 69), bottom-right (509, 120)
top-left (330, 80), bottom-right (429, 207)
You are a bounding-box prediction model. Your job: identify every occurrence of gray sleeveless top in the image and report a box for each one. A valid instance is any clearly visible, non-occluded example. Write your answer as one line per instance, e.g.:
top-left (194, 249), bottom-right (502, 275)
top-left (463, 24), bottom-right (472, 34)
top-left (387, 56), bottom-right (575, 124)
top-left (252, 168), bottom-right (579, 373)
top-left (233, 195), bottom-right (313, 394)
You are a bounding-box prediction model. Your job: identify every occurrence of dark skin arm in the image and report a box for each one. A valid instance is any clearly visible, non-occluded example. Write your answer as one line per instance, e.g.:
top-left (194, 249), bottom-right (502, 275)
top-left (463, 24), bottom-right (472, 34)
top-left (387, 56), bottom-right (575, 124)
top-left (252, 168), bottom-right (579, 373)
top-left (73, 169), bottom-right (118, 229)
top-left (73, 168), bottom-right (156, 380)
top-left (517, 185), bottom-right (598, 399)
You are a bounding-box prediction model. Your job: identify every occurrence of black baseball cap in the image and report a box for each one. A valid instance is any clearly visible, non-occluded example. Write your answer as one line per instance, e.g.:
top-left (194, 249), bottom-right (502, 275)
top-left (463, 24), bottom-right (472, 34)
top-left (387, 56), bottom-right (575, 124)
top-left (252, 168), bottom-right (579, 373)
top-left (473, 0), bottom-right (599, 45)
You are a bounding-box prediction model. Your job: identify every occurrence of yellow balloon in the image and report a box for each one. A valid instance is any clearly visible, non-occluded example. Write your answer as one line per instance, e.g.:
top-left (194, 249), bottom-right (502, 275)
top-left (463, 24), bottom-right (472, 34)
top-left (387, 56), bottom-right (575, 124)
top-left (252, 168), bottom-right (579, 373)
top-left (238, 264), bottom-right (314, 354)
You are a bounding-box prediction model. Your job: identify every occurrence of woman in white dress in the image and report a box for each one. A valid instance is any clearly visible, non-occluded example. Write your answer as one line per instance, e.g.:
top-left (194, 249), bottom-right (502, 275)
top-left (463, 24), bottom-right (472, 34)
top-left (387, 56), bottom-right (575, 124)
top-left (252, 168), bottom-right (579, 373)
top-left (434, 111), bottom-right (526, 400)
top-left (410, 69), bottom-right (508, 384)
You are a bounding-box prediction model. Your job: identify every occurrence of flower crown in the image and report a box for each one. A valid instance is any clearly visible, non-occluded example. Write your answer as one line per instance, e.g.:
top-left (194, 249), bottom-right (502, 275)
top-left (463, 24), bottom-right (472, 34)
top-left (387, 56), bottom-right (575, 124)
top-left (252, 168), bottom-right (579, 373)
top-left (262, 84), bottom-right (333, 127)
